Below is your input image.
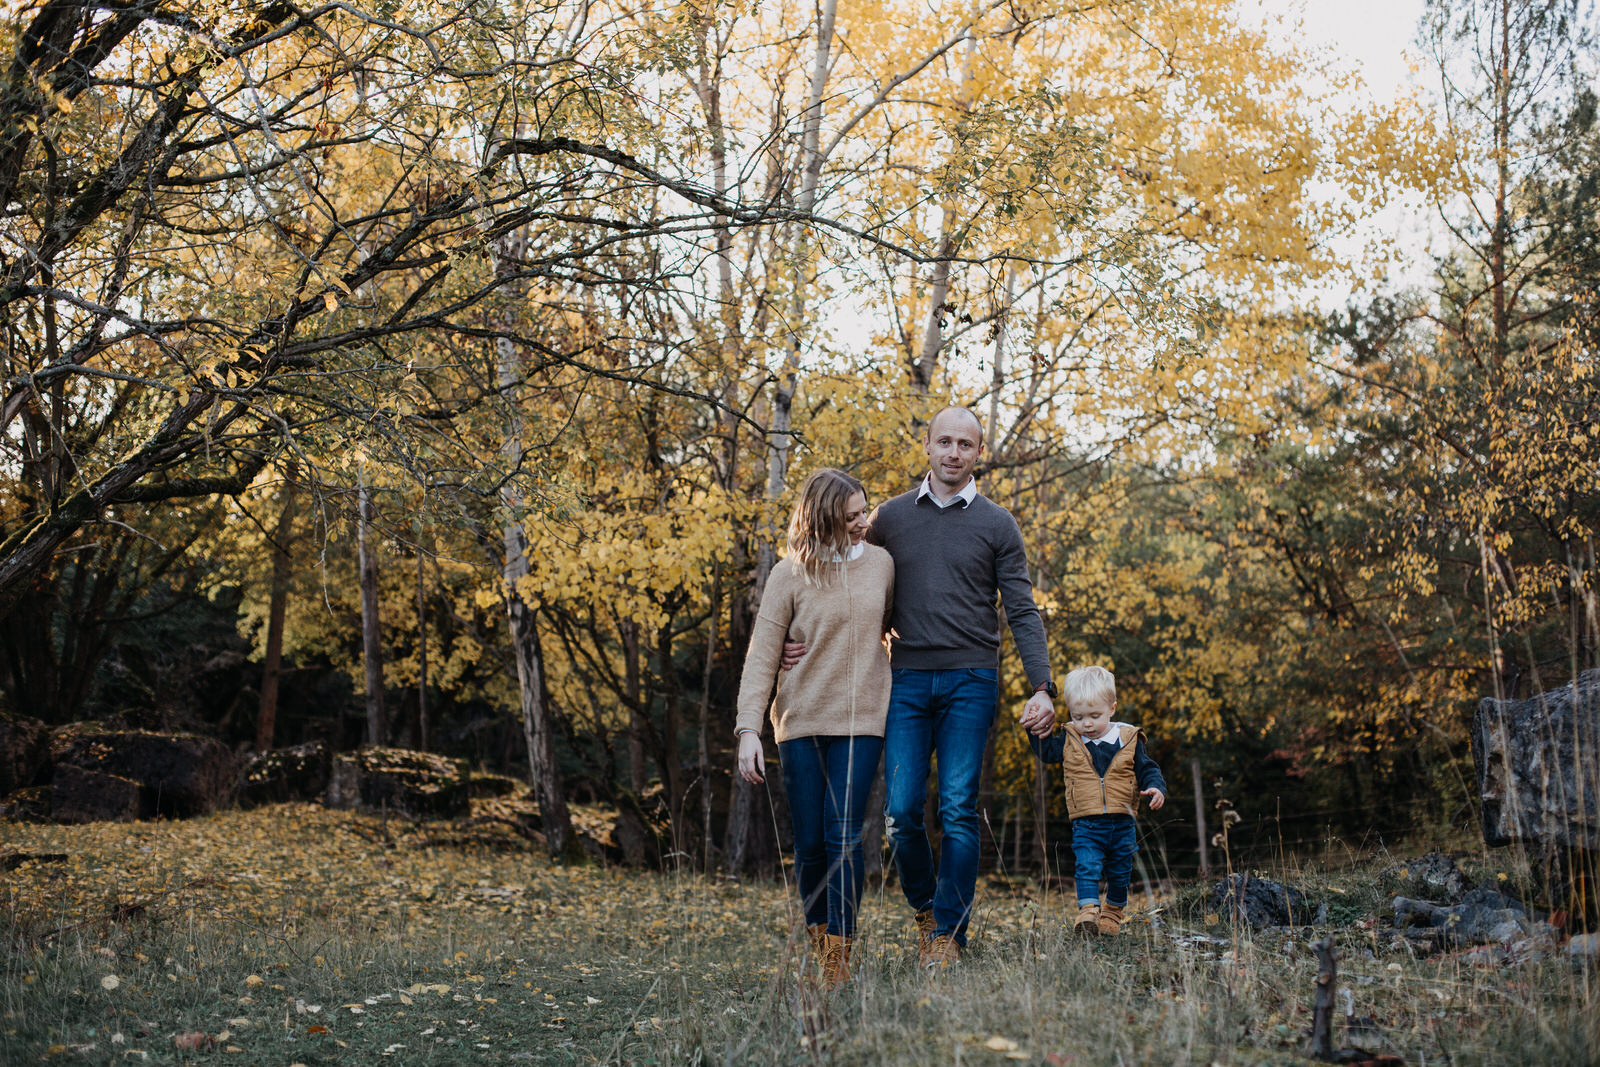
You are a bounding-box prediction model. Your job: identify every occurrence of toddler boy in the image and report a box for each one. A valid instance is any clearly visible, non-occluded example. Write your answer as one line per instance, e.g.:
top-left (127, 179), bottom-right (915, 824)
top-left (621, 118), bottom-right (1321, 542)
top-left (1026, 665), bottom-right (1165, 936)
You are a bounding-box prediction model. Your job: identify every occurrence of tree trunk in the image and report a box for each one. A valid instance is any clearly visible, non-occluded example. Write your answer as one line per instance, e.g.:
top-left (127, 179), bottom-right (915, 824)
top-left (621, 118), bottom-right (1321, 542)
top-left (621, 619), bottom-right (648, 793)
top-left (1490, 0), bottom-right (1510, 367)
top-left (1034, 757), bottom-right (1050, 875)
top-left (698, 565), bottom-right (720, 870)
top-left (1307, 936), bottom-right (1339, 1061)
top-left (492, 212), bottom-right (581, 857)
top-left (753, 0), bottom-right (839, 600)
top-left (356, 476), bottom-right (386, 746)
top-left (415, 545), bottom-right (429, 752)
top-left (257, 464), bottom-right (298, 752)
top-left (909, 22), bottom-right (978, 394)
top-left (657, 622), bottom-right (686, 862)
top-left (504, 542), bottom-right (579, 861)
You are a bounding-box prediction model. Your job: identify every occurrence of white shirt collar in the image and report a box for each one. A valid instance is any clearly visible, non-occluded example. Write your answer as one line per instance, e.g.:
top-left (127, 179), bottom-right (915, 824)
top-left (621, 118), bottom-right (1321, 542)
top-left (916, 474), bottom-right (978, 509)
top-left (1083, 723), bottom-right (1131, 746)
top-left (823, 542), bottom-right (866, 563)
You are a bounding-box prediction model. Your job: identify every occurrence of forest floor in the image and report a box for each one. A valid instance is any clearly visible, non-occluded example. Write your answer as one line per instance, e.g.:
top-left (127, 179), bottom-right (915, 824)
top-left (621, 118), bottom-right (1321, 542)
top-left (2, 804), bottom-right (1596, 1065)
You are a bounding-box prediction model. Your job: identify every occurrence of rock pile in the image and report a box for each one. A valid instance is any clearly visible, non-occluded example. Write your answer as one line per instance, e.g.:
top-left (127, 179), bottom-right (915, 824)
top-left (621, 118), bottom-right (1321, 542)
top-left (1206, 874), bottom-right (1315, 928)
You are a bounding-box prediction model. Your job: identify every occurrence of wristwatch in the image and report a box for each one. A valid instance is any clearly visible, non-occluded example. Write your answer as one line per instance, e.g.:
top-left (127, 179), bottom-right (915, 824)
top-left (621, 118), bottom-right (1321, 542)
top-left (1033, 679), bottom-right (1058, 699)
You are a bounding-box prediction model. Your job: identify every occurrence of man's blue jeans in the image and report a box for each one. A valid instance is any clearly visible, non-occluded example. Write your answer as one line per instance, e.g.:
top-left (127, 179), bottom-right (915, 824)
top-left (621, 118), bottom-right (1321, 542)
top-left (778, 734), bottom-right (884, 938)
top-left (1071, 815), bottom-right (1138, 908)
top-left (883, 667), bottom-right (998, 945)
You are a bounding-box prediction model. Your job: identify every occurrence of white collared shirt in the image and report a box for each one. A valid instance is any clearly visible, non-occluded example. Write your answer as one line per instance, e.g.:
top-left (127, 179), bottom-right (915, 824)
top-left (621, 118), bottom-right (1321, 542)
top-left (1082, 723), bottom-right (1131, 747)
top-left (916, 474), bottom-right (978, 509)
top-left (823, 542), bottom-right (867, 563)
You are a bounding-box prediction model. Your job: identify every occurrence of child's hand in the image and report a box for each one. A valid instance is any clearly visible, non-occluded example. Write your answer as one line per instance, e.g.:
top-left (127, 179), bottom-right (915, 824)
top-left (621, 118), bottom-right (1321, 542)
top-left (1141, 787), bottom-right (1165, 811)
top-left (1019, 693), bottom-right (1055, 737)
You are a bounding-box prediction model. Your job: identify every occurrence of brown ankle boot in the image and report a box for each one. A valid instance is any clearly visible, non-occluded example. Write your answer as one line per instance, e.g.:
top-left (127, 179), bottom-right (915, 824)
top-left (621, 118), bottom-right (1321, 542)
top-left (922, 933), bottom-right (962, 969)
top-left (806, 922), bottom-right (827, 960)
top-left (1097, 904), bottom-right (1125, 936)
top-left (1074, 903), bottom-right (1101, 937)
top-left (820, 933), bottom-right (853, 989)
top-left (912, 908), bottom-right (935, 956)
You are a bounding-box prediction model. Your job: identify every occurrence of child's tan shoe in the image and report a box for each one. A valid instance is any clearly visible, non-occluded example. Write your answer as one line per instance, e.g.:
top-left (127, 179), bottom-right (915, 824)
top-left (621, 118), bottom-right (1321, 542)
top-left (1073, 904), bottom-right (1101, 937)
top-left (1097, 904), bottom-right (1125, 936)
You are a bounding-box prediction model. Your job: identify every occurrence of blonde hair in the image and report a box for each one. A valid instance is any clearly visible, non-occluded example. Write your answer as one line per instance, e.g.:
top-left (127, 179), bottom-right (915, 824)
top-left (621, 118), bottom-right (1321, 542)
top-left (1063, 665), bottom-right (1117, 708)
top-left (787, 468), bottom-right (866, 587)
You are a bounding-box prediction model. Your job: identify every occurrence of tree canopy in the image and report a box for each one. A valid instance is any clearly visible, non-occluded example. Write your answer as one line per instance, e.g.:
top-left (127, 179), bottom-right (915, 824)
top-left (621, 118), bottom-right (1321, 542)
top-left (2, 0), bottom-right (1593, 868)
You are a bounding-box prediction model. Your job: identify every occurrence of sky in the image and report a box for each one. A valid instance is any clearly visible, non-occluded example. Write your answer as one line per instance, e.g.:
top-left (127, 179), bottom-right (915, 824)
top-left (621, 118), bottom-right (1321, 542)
top-left (1248, 0), bottom-right (1431, 101)
top-left (1247, 0), bottom-right (1440, 301)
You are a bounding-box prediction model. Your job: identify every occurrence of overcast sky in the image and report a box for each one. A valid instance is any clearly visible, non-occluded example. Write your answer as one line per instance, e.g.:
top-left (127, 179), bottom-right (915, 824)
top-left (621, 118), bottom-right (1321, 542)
top-left (1247, 0), bottom-right (1431, 100)
top-left (1244, 0), bottom-right (1440, 300)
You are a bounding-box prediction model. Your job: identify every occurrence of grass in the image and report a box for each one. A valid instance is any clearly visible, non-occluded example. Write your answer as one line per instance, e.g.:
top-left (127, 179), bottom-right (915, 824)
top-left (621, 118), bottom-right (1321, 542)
top-left (3, 804), bottom-right (1598, 1065)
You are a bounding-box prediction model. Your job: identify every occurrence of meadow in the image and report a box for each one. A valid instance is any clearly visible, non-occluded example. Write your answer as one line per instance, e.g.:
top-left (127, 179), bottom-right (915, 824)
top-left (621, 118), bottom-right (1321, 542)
top-left (3, 804), bottom-right (1596, 1066)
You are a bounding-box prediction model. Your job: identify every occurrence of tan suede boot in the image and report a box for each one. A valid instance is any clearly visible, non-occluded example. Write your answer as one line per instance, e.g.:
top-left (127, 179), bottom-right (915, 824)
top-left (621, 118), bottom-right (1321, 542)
top-left (1097, 904), bottom-right (1125, 936)
top-left (806, 922), bottom-right (827, 961)
top-left (1073, 903), bottom-right (1101, 937)
top-left (923, 933), bottom-right (962, 969)
top-left (912, 908), bottom-right (936, 959)
top-left (820, 934), bottom-right (853, 989)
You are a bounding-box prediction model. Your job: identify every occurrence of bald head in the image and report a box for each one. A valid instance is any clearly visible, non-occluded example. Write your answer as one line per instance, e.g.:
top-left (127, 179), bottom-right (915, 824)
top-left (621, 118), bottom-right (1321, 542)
top-left (927, 406), bottom-right (984, 446)
top-left (922, 406), bottom-right (984, 499)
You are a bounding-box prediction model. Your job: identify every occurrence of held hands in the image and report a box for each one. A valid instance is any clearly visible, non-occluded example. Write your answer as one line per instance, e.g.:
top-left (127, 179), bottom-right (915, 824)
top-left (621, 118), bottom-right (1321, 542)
top-left (737, 732), bottom-right (766, 784)
top-left (1019, 692), bottom-right (1056, 737)
top-left (1141, 787), bottom-right (1165, 811)
top-left (780, 640), bottom-right (807, 672)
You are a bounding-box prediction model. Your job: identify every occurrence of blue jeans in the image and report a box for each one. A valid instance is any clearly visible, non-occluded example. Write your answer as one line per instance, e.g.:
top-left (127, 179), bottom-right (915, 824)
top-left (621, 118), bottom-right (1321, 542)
top-left (883, 667), bottom-right (998, 945)
top-left (779, 734), bottom-right (884, 938)
top-left (1071, 816), bottom-right (1137, 908)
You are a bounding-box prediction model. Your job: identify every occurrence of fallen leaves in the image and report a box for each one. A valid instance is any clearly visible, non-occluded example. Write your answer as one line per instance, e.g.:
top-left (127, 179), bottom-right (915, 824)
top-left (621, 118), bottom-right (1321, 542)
top-left (404, 982), bottom-right (451, 996)
top-left (976, 1034), bottom-right (1030, 1060)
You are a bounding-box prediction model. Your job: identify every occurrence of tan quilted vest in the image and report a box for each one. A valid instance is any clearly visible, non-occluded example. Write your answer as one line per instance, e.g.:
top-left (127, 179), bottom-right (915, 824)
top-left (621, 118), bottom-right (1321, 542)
top-left (1060, 724), bottom-right (1142, 819)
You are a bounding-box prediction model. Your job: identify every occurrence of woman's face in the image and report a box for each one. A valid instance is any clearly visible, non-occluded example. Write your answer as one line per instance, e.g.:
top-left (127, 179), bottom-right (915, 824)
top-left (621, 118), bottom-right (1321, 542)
top-left (842, 491), bottom-right (869, 546)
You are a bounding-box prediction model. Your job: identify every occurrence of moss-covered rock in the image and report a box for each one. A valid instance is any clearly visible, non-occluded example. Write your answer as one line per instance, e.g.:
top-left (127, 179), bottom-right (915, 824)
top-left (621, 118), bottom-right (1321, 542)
top-left (239, 741), bottom-right (331, 808)
top-left (50, 724), bottom-right (238, 819)
top-left (0, 713), bottom-right (49, 795)
top-left (325, 747), bottom-right (468, 819)
top-left (51, 763), bottom-right (153, 823)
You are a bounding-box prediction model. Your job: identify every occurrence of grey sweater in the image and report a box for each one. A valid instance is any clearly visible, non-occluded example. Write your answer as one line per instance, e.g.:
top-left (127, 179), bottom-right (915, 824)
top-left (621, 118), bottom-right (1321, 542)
top-left (866, 487), bottom-right (1050, 686)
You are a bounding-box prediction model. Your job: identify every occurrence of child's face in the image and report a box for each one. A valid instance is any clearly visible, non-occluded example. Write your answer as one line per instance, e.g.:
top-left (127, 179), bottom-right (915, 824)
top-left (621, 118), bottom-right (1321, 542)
top-left (1067, 697), bottom-right (1115, 740)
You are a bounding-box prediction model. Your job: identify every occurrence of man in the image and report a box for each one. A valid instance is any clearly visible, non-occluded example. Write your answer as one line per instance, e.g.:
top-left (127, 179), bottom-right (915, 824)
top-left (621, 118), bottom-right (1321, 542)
top-left (786, 406), bottom-right (1055, 966)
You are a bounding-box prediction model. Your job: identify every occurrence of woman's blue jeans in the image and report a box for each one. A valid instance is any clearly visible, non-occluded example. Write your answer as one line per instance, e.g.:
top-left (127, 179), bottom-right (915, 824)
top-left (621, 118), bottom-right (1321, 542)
top-left (1071, 815), bottom-right (1138, 908)
top-left (778, 734), bottom-right (884, 938)
top-left (882, 667), bottom-right (998, 946)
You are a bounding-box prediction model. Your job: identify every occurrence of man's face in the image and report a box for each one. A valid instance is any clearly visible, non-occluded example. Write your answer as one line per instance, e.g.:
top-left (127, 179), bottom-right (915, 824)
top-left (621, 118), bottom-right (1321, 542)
top-left (924, 411), bottom-right (982, 491)
top-left (1067, 697), bottom-right (1115, 740)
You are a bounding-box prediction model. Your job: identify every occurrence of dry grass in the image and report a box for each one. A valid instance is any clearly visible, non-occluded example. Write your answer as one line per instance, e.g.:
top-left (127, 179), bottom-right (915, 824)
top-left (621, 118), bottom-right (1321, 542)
top-left (2, 805), bottom-right (1597, 1064)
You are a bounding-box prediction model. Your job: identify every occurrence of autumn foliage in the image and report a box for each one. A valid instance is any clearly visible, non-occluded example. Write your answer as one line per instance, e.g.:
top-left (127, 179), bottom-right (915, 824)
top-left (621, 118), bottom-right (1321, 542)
top-left (0, 0), bottom-right (1596, 871)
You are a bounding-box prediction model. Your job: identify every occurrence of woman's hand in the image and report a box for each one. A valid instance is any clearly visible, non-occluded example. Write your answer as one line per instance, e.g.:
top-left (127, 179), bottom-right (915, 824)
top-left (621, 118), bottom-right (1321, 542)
top-left (737, 731), bottom-right (766, 784)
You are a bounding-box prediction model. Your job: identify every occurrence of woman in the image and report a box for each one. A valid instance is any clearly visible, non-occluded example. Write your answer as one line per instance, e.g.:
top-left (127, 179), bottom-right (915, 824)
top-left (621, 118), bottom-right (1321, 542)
top-left (735, 468), bottom-right (894, 989)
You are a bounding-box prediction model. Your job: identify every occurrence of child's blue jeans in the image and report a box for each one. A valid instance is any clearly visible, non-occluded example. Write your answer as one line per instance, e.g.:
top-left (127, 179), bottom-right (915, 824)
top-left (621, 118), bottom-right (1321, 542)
top-left (1071, 815), bottom-right (1137, 908)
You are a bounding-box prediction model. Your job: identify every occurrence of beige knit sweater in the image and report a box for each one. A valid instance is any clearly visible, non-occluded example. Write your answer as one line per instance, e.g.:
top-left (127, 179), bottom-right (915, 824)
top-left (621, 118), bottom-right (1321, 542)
top-left (734, 546), bottom-right (895, 742)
